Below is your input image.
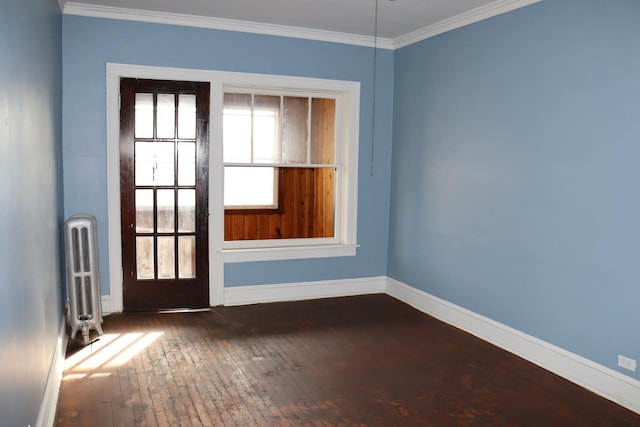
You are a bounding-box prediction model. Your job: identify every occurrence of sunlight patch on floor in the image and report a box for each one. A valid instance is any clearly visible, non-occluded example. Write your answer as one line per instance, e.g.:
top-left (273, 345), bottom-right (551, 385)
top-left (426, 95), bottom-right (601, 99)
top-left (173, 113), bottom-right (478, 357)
top-left (63, 332), bottom-right (163, 381)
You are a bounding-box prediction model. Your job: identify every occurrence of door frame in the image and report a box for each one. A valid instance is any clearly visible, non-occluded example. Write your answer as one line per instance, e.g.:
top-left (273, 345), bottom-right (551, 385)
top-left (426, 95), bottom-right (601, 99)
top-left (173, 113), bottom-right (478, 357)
top-left (106, 63), bottom-right (224, 312)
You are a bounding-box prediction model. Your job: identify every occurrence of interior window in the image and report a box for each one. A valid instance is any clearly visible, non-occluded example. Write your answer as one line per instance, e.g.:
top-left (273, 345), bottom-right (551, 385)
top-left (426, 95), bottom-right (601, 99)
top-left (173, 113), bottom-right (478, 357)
top-left (223, 92), bottom-right (337, 241)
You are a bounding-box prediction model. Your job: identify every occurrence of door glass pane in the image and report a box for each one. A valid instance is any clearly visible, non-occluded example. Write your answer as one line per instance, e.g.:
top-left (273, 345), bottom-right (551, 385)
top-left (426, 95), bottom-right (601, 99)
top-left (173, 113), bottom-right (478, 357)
top-left (178, 142), bottom-right (195, 186)
top-left (136, 237), bottom-right (154, 279)
top-left (178, 189), bottom-right (196, 232)
top-left (178, 236), bottom-right (196, 278)
top-left (156, 94), bottom-right (176, 138)
top-left (135, 189), bottom-right (154, 233)
top-left (282, 96), bottom-right (309, 164)
top-left (178, 94), bottom-right (196, 139)
top-left (135, 141), bottom-right (175, 186)
top-left (310, 98), bottom-right (336, 164)
top-left (223, 93), bottom-right (252, 163)
top-left (135, 93), bottom-right (154, 138)
top-left (157, 236), bottom-right (175, 279)
top-left (157, 189), bottom-right (175, 233)
top-left (253, 95), bottom-right (280, 163)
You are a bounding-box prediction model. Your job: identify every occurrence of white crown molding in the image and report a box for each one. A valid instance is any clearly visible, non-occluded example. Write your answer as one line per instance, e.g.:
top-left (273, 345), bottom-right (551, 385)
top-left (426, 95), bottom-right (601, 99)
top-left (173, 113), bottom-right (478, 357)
top-left (63, 0), bottom-right (540, 50)
top-left (393, 0), bottom-right (543, 49)
top-left (62, 2), bottom-right (395, 49)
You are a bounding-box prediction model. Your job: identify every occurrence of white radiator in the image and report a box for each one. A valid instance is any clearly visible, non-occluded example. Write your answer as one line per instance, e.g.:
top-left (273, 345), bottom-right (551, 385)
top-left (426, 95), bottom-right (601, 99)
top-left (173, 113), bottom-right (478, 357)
top-left (64, 214), bottom-right (104, 345)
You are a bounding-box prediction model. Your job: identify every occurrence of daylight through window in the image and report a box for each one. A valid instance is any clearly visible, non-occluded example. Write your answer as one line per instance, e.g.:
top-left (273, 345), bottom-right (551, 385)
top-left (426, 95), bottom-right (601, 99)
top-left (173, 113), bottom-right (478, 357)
top-left (223, 90), bottom-right (338, 242)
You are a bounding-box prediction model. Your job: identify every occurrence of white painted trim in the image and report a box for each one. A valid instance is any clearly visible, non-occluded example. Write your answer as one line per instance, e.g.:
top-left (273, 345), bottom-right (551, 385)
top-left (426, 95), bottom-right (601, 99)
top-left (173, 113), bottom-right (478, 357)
top-left (36, 319), bottom-right (67, 427)
top-left (106, 63), bottom-right (361, 310)
top-left (70, 273), bottom-right (640, 415)
top-left (63, 2), bottom-right (394, 49)
top-left (224, 276), bottom-right (386, 306)
top-left (106, 65), bottom-right (123, 313)
top-left (222, 244), bottom-right (358, 263)
top-left (209, 80), bottom-right (225, 307)
top-left (107, 63), bottom-right (228, 310)
top-left (100, 294), bottom-right (111, 316)
top-left (393, 0), bottom-right (542, 49)
top-left (385, 277), bottom-right (640, 415)
top-left (62, 0), bottom-right (540, 50)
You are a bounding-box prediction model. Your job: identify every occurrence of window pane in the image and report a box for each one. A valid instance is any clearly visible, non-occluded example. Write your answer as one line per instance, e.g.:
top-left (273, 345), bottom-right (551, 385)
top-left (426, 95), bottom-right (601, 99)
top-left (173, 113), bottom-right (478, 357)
top-left (224, 167), bottom-right (276, 207)
top-left (136, 237), bottom-right (154, 279)
top-left (157, 189), bottom-right (175, 233)
top-left (156, 94), bottom-right (175, 138)
top-left (157, 236), bottom-right (175, 279)
top-left (134, 93), bottom-right (154, 138)
top-left (253, 95), bottom-right (280, 163)
top-left (282, 96), bottom-right (309, 164)
top-left (310, 98), bottom-right (336, 164)
top-left (223, 93), bottom-right (252, 163)
top-left (135, 189), bottom-right (154, 233)
top-left (135, 141), bottom-right (175, 186)
top-left (178, 236), bottom-right (196, 278)
top-left (178, 142), bottom-right (195, 186)
top-left (178, 189), bottom-right (196, 232)
top-left (178, 94), bottom-right (196, 139)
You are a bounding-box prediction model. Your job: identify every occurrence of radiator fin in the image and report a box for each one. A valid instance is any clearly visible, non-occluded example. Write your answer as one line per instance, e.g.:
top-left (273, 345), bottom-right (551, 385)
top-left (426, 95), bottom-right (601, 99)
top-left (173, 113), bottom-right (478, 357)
top-left (65, 214), bottom-right (103, 344)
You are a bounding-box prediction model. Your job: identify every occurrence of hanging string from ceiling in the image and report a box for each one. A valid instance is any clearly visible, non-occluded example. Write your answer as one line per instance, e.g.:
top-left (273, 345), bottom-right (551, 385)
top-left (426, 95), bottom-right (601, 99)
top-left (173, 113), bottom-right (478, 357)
top-left (369, 0), bottom-right (379, 176)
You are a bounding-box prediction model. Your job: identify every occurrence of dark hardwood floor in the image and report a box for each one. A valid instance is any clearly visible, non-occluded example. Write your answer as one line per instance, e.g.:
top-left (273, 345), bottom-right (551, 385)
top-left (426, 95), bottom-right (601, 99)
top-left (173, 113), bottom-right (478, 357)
top-left (55, 294), bottom-right (640, 426)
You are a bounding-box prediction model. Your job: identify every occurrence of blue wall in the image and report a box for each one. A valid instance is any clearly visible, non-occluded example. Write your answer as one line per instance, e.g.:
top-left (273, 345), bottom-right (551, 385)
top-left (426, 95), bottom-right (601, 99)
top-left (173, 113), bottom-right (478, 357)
top-left (389, 0), bottom-right (640, 378)
top-left (0, 0), bottom-right (64, 425)
top-left (62, 16), bottom-right (394, 292)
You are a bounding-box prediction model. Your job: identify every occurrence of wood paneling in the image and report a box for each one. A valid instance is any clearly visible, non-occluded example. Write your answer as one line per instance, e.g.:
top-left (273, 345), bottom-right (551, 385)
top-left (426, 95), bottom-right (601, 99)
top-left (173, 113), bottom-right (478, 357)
top-left (225, 97), bottom-right (336, 241)
top-left (225, 167), bottom-right (333, 241)
top-left (311, 98), bottom-right (335, 164)
top-left (314, 167), bottom-right (335, 237)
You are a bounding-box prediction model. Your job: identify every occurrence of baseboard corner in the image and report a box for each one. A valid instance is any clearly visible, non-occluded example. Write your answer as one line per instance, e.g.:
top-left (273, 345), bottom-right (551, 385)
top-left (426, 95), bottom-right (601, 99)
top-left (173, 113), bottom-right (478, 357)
top-left (385, 277), bottom-right (640, 415)
top-left (101, 294), bottom-right (112, 315)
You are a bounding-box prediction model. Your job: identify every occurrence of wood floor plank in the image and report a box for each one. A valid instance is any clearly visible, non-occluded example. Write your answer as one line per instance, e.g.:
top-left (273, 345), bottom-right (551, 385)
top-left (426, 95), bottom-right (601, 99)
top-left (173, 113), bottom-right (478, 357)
top-left (56, 295), bottom-right (640, 426)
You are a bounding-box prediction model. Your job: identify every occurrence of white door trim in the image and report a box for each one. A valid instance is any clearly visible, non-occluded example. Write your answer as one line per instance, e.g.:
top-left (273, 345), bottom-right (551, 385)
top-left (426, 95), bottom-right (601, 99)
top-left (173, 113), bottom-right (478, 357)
top-left (105, 63), bottom-right (225, 312)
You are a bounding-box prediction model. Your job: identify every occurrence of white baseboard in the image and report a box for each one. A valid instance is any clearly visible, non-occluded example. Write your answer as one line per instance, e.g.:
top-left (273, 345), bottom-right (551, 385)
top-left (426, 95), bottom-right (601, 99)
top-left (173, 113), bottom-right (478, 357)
top-left (36, 318), bottom-right (67, 427)
top-left (99, 275), bottom-right (640, 414)
top-left (101, 294), bottom-right (111, 315)
top-left (223, 276), bottom-right (387, 306)
top-left (385, 277), bottom-right (640, 415)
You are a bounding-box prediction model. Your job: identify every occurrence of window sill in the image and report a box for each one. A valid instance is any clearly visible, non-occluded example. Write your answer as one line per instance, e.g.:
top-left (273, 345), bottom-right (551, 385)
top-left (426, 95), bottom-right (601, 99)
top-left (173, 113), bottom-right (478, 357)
top-left (219, 244), bottom-right (358, 263)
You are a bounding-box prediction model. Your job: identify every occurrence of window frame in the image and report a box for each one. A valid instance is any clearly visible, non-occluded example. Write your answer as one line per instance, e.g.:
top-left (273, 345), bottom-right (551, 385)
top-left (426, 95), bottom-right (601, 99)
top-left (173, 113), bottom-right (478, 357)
top-left (223, 166), bottom-right (280, 211)
top-left (212, 73), bottom-right (360, 262)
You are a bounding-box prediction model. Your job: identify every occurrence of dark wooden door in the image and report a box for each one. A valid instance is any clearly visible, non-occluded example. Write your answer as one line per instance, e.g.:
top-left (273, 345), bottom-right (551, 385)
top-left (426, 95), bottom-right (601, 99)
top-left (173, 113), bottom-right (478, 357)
top-left (120, 78), bottom-right (209, 312)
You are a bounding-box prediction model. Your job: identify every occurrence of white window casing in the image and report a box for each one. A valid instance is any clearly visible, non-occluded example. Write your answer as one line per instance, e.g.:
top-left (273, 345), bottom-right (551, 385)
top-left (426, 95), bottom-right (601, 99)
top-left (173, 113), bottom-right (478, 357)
top-left (218, 73), bottom-right (360, 262)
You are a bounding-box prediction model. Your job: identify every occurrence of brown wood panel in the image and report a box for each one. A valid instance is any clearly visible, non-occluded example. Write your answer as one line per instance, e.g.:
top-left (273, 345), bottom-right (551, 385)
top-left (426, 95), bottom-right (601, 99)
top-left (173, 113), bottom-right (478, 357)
top-left (311, 98), bottom-right (336, 164)
top-left (244, 214), bottom-right (258, 240)
top-left (269, 214), bottom-right (282, 239)
top-left (314, 167), bottom-right (334, 238)
top-left (257, 213), bottom-right (270, 240)
top-left (224, 167), bottom-right (334, 241)
top-left (231, 215), bottom-right (245, 241)
top-left (56, 295), bottom-right (640, 426)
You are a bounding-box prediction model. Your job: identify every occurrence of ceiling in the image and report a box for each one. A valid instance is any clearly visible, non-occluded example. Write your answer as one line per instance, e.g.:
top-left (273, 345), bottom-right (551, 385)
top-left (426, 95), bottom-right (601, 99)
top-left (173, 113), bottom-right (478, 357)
top-left (59, 0), bottom-right (540, 48)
